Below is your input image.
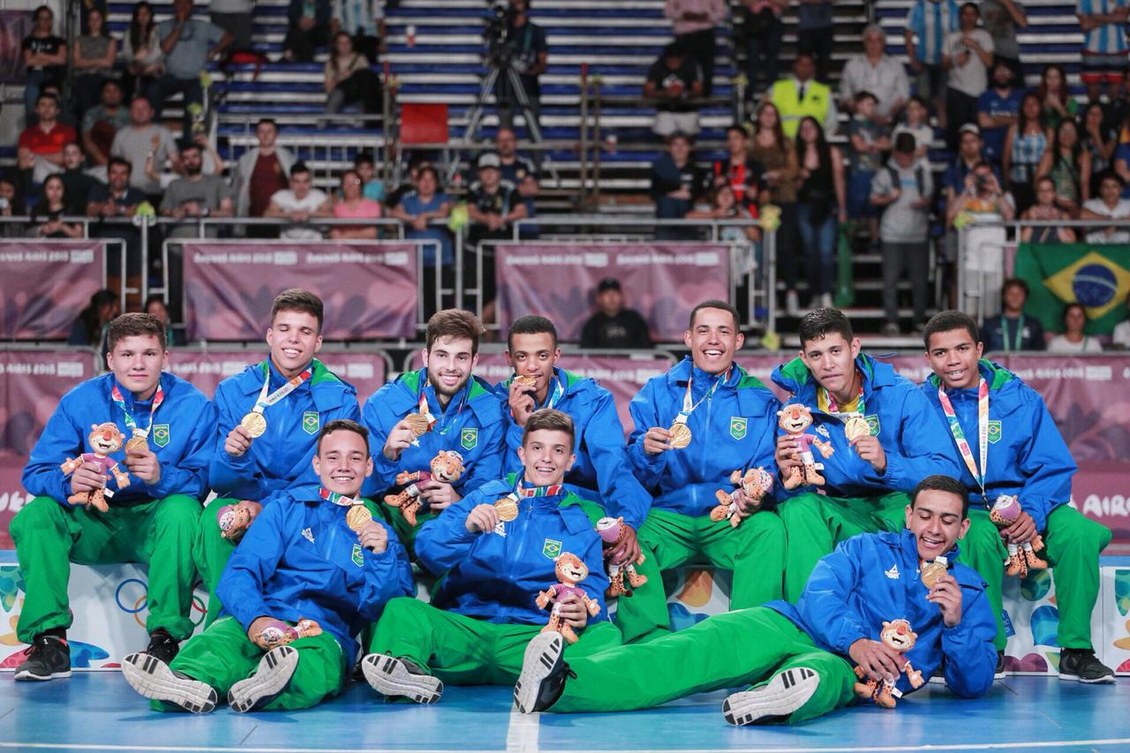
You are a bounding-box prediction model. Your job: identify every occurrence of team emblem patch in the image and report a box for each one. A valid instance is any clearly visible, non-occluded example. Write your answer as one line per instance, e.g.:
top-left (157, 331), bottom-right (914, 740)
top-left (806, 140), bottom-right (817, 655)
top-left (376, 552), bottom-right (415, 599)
top-left (152, 424), bottom-right (170, 448)
top-left (302, 411), bottom-right (319, 435)
top-left (730, 417), bottom-right (747, 440)
top-left (542, 539), bottom-right (562, 560)
top-left (461, 427), bottom-right (478, 450)
top-left (987, 420), bottom-right (1002, 444)
top-left (352, 544), bottom-right (364, 567)
top-left (865, 415), bottom-right (880, 436)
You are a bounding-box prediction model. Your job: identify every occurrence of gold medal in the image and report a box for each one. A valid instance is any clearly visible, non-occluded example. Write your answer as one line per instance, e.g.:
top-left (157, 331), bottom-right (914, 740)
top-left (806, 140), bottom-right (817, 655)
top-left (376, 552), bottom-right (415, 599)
top-left (404, 412), bottom-right (432, 438)
top-left (921, 556), bottom-right (948, 589)
top-left (125, 434), bottom-right (149, 454)
top-left (668, 422), bottom-right (693, 449)
top-left (514, 374), bottom-right (536, 390)
top-left (494, 497), bottom-right (519, 522)
top-left (346, 505), bottom-right (373, 533)
top-left (240, 412), bottom-right (267, 438)
top-left (844, 416), bottom-right (870, 442)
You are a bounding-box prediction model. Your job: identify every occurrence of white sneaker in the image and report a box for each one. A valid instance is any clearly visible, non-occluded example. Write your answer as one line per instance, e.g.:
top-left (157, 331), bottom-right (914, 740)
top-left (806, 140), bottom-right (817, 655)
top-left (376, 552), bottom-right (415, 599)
top-left (722, 666), bottom-right (820, 725)
top-left (362, 653), bottom-right (443, 703)
top-left (785, 290), bottom-right (800, 317)
top-left (121, 652), bottom-right (218, 714)
top-left (228, 645), bottom-right (299, 713)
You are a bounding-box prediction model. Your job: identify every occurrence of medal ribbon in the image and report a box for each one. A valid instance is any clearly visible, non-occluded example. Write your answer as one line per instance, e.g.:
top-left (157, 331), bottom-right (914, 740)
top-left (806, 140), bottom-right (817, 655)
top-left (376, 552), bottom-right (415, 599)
top-left (540, 375), bottom-right (565, 410)
top-left (416, 389), bottom-right (438, 430)
top-left (515, 482), bottom-right (564, 498)
top-left (820, 373), bottom-right (865, 418)
top-left (675, 367), bottom-right (730, 425)
top-left (111, 382), bottom-right (165, 439)
top-left (252, 363), bottom-right (312, 416)
top-left (937, 378), bottom-right (989, 496)
top-left (320, 488), bottom-right (362, 507)
top-left (419, 374), bottom-right (468, 437)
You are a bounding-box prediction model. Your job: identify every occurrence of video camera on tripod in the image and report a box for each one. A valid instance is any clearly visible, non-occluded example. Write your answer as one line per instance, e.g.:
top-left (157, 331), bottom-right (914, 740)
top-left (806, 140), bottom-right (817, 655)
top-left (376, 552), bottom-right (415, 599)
top-left (483, 0), bottom-right (521, 70)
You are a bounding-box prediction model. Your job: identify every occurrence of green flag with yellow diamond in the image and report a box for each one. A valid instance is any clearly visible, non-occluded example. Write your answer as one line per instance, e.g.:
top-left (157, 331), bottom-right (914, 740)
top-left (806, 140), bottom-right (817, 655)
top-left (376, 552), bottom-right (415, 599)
top-left (1013, 243), bottom-right (1130, 335)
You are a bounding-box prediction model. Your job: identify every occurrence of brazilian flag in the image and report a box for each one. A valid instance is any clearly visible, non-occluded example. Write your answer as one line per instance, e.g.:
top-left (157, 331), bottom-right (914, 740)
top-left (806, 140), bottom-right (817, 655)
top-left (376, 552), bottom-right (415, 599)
top-left (1013, 243), bottom-right (1130, 335)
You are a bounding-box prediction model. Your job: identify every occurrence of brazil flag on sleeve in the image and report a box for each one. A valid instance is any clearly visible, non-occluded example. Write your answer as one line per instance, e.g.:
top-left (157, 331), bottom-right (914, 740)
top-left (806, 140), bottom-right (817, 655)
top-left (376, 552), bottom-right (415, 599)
top-left (1014, 243), bottom-right (1130, 334)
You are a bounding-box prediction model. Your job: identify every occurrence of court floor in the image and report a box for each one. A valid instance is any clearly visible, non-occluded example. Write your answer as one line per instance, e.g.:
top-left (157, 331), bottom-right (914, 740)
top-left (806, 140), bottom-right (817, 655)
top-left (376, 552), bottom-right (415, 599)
top-left (0, 672), bottom-right (1125, 753)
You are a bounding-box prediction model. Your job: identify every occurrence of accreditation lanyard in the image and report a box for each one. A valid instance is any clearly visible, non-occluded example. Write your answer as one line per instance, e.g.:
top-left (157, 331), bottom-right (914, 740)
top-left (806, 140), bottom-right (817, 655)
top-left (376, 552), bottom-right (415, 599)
top-left (937, 378), bottom-right (989, 496)
top-left (1004, 315), bottom-right (1024, 352)
top-left (251, 363), bottom-right (312, 417)
top-left (674, 367), bottom-right (729, 427)
top-left (111, 382), bottom-right (165, 439)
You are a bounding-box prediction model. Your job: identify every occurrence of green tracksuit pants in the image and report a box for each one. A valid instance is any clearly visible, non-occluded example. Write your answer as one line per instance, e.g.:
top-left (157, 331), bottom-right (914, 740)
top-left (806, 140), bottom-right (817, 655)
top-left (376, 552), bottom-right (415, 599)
top-left (778, 492), bottom-right (910, 601)
top-left (193, 496), bottom-right (240, 626)
top-left (368, 596), bottom-right (622, 685)
top-left (11, 495), bottom-right (200, 643)
top-left (612, 508), bottom-right (787, 644)
top-left (551, 607), bottom-right (857, 723)
top-left (956, 505), bottom-right (1111, 651)
top-left (160, 617), bottom-right (344, 712)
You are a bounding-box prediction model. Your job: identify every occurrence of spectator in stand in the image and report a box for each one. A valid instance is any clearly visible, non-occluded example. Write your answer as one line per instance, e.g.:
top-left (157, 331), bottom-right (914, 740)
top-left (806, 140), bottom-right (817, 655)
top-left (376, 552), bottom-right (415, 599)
top-left (1077, 0), bottom-right (1130, 104)
top-left (86, 157), bottom-right (147, 297)
top-left (981, 0), bottom-right (1027, 82)
top-left (467, 151), bottom-right (526, 321)
top-left (795, 116), bottom-right (846, 310)
top-left (650, 132), bottom-right (705, 241)
top-left (60, 144), bottom-right (98, 216)
top-left (905, 0), bottom-right (960, 128)
top-left (749, 101), bottom-right (801, 315)
top-left (1081, 102), bottom-right (1116, 193)
top-left (1105, 69), bottom-right (1130, 136)
top-left (839, 25), bottom-right (911, 128)
top-left (945, 161), bottom-right (1015, 316)
top-left (893, 96), bottom-right (935, 161)
top-left (943, 3), bottom-right (994, 151)
top-left (1110, 292), bottom-right (1130, 348)
top-left (111, 95), bottom-right (179, 199)
top-left (1081, 169), bottom-right (1130, 242)
top-left (1048, 303), bottom-right (1104, 352)
top-left (943, 124), bottom-right (990, 210)
top-left (330, 168), bottom-right (382, 239)
top-left (121, 1), bottom-right (164, 102)
top-left (982, 278), bottom-right (1047, 350)
top-left (391, 165), bottom-right (453, 314)
top-left (580, 278), bottom-right (654, 349)
top-left (82, 80), bottom-right (129, 174)
top-left (21, 5), bottom-right (67, 122)
top-left (796, 0), bottom-right (835, 83)
top-left (18, 93), bottom-right (76, 186)
top-left (145, 293), bottom-right (187, 347)
top-left (72, 7), bottom-right (117, 121)
top-left (232, 118), bottom-right (294, 238)
top-left (664, 0), bottom-right (726, 96)
top-left (210, 0), bottom-right (254, 53)
top-left (67, 289), bottom-right (119, 347)
top-left (687, 183), bottom-right (761, 278)
top-left (324, 31), bottom-right (380, 115)
top-left (1021, 176), bottom-right (1078, 243)
top-left (1036, 118), bottom-right (1091, 216)
top-left (283, 0), bottom-right (331, 62)
top-left (0, 171), bottom-right (26, 238)
top-left (495, 0), bottom-right (548, 133)
top-left (149, 0), bottom-right (232, 136)
top-left (265, 162), bottom-right (333, 240)
top-left (739, 0), bottom-right (786, 95)
top-left (331, 0), bottom-right (386, 63)
top-left (1037, 64), bottom-right (1079, 130)
top-left (977, 59), bottom-right (1023, 166)
top-left (1003, 92), bottom-right (1050, 213)
top-left (385, 153), bottom-right (433, 208)
top-left (846, 91), bottom-right (890, 248)
top-left (871, 133), bottom-right (935, 336)
top-left (710, 124), bottom-right (763, 212)
top-left (353, 151), bottom-right (385, 203)
top-left (496, 127), bottom-right (538, 225)
top-left (160, 141), bottom-right (234, 239)
top-left (644, 41), bottom-right (704, 138)
top-left (28, 175), bottom-right (83, 239)
top-left (767, 53), bottom-right (838, 140)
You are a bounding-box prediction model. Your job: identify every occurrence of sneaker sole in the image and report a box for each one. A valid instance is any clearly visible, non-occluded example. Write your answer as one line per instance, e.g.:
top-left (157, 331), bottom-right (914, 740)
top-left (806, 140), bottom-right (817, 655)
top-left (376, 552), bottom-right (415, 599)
top-left (14, 667), bottom-right (71, 682)
top-left (361, 654), bottom-right (443, 704)
top-left (722, 666), bottom-right (820, 726)
top-left (513, 632), bottom-right (564, 714)
top-left (1058, 672), bottom-right (1116, 684)
top-left (121, 653), bottom-right (217, 713)
top-left (229, 646), bottom-right (300, 713)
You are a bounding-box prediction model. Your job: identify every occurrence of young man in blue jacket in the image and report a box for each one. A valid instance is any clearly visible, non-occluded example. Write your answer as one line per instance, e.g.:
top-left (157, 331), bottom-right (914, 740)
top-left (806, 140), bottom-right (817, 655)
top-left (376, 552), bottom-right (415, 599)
top-left (773, 308), bottom-right (962, 600)
top-left (922, 311), bottom-right (1115, 683)
top-left (14, 313), bottom-right (215, 680)
top-left (360, 409), bottom-right (620, 703)
top-left (514, 475), bottom-right (997, 722)
top-left (361, 309), bottom-right (506, 549)
top-left (617, 300), bottom-right (785, 643)
top-left (197, 288), bottom-right (360, 623)
top-left (122, 419), bottom-right (413, 713)
top-left (496, 315), bottom-right (651, 590)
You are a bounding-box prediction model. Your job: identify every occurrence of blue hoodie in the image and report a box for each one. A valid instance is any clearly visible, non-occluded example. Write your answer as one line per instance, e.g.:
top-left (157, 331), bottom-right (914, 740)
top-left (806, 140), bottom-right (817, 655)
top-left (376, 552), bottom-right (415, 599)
top-left (771, 354), bottom-right (962, 497)
top-left (24, 372), bottom-right (215, 505)
top-left (360, 369), bottom-right (506, 498)
top-left (415, 478), bottom-right (610, 627)
top-left (627, 357), bottom-right (780, 516)
top-left (217, 492), bottom-right (413, 661)
top-left (921, 359), bottom-right (1074, 532)
top-left (495, 367), bottom-right (653, 529)
top-left (209, 359), bottom-right (359, 502)
top-left (771, 529), bottom-right (997, 699)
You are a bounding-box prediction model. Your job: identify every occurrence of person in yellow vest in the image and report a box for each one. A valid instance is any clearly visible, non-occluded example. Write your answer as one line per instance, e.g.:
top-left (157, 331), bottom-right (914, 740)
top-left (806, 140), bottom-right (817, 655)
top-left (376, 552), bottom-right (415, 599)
top-left (767, 53), bottom-right (839, 140)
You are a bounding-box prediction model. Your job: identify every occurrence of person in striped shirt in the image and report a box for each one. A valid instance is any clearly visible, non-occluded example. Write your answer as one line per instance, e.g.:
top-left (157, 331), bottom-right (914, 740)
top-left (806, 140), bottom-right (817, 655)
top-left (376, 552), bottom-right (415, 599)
top-left (905, 0), bottom-right (961, 128)
top-left (1078, 0), bottom-right (1130, 102)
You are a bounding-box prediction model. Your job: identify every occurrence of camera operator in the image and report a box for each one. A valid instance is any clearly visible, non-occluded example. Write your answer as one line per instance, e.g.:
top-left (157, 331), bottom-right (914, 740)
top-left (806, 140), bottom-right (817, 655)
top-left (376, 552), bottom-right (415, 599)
top-left (489, 0), bottom-right (548, 133)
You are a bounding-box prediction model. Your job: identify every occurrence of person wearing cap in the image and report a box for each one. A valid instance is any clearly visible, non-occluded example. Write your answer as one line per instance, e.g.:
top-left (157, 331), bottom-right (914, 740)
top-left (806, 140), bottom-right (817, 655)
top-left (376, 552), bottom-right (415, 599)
top-left (644, 41), bottom-right (705, 138)
top-left (467, 150), bottom-right (528, 317)
top-left (580, 279), bottom-right (654, 350)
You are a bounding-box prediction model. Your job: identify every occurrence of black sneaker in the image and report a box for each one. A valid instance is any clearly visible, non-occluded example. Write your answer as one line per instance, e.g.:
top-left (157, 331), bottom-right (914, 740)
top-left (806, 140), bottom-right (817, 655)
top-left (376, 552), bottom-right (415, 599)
top-left (1059, 648), bottom-right (1116, 684)
top-left (995, 650), bottom-right (1006, 680)
top-left (229, 646), bottom-right (300, 713)
top-left (121, 652), bottom-right (218, 713)
top-left (722, 666), bottom-right (820, 725)
top-left (361, 653), bottom-right (443, 703)
top-left (14, 635), bottom-right (71, 681)
top-left (145, 629), bottom-right (180, 665)
top-left (514, 632), bottom-right (574, 714)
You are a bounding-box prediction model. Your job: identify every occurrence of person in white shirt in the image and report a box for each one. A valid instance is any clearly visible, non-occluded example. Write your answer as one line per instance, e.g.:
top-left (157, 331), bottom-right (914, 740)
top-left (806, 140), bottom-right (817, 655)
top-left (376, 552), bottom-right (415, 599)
top-left (264, 161), bottom-right (332, 240)
top-left (840, 25), bottom-right (911, 126)
top-left (1110, 292), bottom-right (1130, 348)
top-left (1081, 170), bottom-right (1130, 243)
top-left (1047, 302), bottom-right (1104, 352)
top-left (943, 3), bottom-right (994, 151)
